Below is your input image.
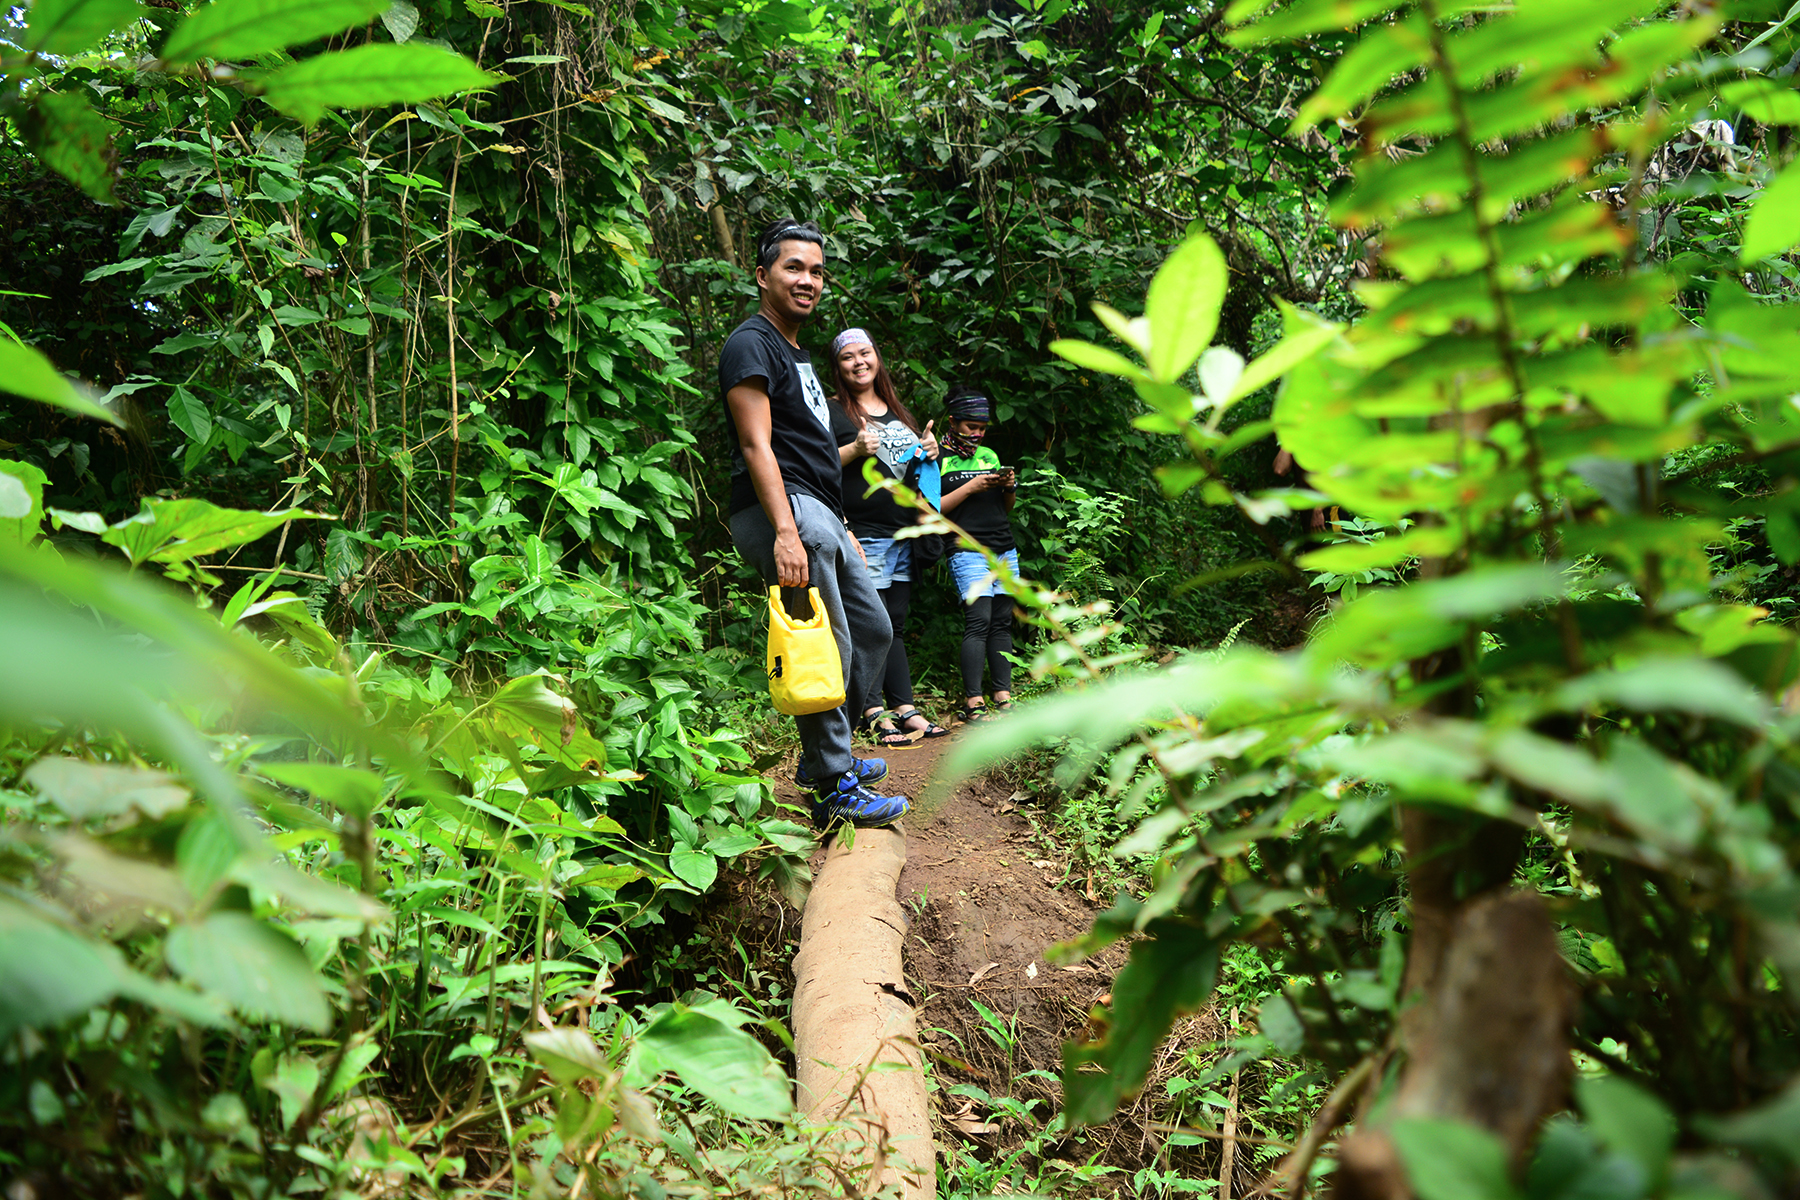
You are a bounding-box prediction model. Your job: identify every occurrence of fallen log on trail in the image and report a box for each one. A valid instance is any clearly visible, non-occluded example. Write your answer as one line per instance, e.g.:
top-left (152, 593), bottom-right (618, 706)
top-left (791, 825), bottom-right (936, 1200)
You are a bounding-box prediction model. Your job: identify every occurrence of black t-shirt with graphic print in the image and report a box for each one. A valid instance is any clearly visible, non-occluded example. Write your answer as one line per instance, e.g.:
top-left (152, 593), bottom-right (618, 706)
top-left (830, 404), bottom-right (925, 538)
top-left (719, 313), bottom-right (841, 517)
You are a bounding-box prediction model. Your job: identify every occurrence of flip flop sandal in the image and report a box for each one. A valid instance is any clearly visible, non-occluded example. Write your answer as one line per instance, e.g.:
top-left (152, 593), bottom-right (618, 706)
top-left (858, 710), bottom-right (915, 748)
top-left (956, 705), bottom-right (992, 724)
top-left (895, 709), bottom-right (951, 739)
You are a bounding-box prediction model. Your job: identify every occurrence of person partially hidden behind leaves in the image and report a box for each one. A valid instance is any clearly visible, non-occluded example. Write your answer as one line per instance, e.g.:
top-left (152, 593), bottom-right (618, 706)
top-left (719, 218), bottom-right (910, 829)
top-left (829, 326), bottom-right (951, 747)
top-left (937, 386), bottom-right (1019, 724)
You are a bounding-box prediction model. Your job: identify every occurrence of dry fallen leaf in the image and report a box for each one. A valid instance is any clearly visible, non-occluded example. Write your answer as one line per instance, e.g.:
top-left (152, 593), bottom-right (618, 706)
top-left (1032, 859), bottom-right (1055, 870)
top-left (1026, 962), bottom-right (1038, 979)
top-left (945, 1099), bottom-right (1001, 1135)
top-left (969, 961), bottom-right (1001, 986)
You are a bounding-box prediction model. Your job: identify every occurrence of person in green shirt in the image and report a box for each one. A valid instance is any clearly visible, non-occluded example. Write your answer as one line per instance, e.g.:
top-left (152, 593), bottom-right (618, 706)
top-left (937, 387), bottom-right (1018, 723)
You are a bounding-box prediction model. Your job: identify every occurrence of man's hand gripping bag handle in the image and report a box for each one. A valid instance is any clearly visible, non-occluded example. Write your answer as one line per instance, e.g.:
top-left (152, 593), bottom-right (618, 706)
top-left (767, 586), bottom-right (847, 715)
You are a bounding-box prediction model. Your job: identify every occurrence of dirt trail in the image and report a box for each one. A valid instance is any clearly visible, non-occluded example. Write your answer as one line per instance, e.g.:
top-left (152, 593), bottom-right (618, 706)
top-left (756, 730), bottom-right (1261, 1196)
top-left (772, 730), bottom-right (1127, 1135)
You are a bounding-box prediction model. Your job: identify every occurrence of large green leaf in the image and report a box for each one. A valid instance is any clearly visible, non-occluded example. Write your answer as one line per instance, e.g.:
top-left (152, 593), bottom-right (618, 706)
top-left (1063, 918), bottom-right (1218, 1125)
top-left (1293, 14), bottom-right (1432, 128)
top-left (524, 1027), bottom-right (613, 1084)
top-left (1553, 659), bottom-right (1770, 728)
top-left (1697, 1079), bottom-right (1800, 1170)
top-left (0, 475), bottom-right (32, 521)
top-left (566, 862), bottom-right (643, 890)
top-left (669, 847), bottom-right (718, 890)
top-left (0, 338), bottom-right (122, 425)
top-left (1144, 234), bottom-right (1227, 383)
top-left (162, 0), bottom-right (388, 62)
top-left (260, 44), bottom-right (498, 124)
top-left (0, 900), bottom-right (123, 1038)
top-left (0, 539), bottom-right (406, 800)
top-left (1228, 0), bottom-right (1408, 46)
top-left (0, 459), bottom-right (48, 547)
top-left (1229, 302), bottom-right (1340, 401)
top-left (939, 648), bottom-right (1311, 786)
top-left (260, 761), bottom-right (386, 819)
top-left (165, 912), bottom-right (329, 1031)
top-left (25, 0), bottom-right (143, 54)
top-left (1048, 338), bottom-right (1149, 382)
top-left (1721, 78), bottom-right (1800, 125)
top-left (251, 1048), bottom-right (320, 1129)
top-left (638, 1005), bottom-right (792, 1120)
top-left (1392, 1118), bottom-right (1522, 1200)
top-left (1445, 0), bottom-right (1665, 89)
top-left (487, 671), bottom-right (609, 770)
top-left (166, 385), bottom-right (213, 444)
top-left (1575, 1075), bottom-right (1674, 1186)
top-left (1314, 565), bottom-right (1566, 667)
top-left (100, 498), bottom-right (305, 567)
top-left (1742, 158), bottom-right (1800, 264)
top-left (15, 91), bottom-right (120, 205)
top-left (24, 757), bottom-right (191, 821)
top-left (113, 970), bottom-right (233, 1028)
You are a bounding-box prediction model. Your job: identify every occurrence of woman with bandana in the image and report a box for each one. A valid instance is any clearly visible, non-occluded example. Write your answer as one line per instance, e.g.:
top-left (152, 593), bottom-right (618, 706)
top-left (828, 328), bottom-right (951, 746)
top-left (937, 386), bottom-right (1018, 723)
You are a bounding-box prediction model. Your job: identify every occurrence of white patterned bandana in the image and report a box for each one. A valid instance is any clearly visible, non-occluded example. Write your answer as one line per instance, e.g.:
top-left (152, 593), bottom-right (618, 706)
top-left (831, 327), bottom-right (874, 358)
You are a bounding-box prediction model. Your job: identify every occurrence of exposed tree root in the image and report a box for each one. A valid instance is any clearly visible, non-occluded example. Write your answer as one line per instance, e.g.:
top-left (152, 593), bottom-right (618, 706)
top-left (792, 825), bottom-right (936, 1200)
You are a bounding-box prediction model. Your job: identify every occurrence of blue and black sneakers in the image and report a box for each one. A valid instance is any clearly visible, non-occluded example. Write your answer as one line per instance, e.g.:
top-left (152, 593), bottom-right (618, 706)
top-left (809, 770), bottom-right (911, 830)
top-left (793, 755), bottom-right (888, 792)
top-left (794, 757), bottom-right (908, 828)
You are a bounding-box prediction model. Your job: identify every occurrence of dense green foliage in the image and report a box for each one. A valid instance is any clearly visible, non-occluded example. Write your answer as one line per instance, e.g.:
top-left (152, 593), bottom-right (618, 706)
top-left (948, 0), bottom-right (1800, 1196)
top-left (13, 0), bottom-right (1800, 1196)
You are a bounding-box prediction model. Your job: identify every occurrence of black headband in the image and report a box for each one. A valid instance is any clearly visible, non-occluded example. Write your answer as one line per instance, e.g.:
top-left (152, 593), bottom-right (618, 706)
top-left (947, 392), bottom-right (993, 422)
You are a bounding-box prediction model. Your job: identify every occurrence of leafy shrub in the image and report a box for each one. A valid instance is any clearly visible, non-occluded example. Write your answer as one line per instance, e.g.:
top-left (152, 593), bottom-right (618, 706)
top-left (945, 0), bottom-right (1800, 1191)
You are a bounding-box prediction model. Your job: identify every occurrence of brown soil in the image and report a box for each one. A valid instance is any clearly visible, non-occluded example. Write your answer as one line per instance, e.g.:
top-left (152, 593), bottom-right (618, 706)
top-left (1255, 582), bottom-right (1324, 651)
top-left (704, 706), bottom-right (1305, 1197)
top-left (769, 733), bottom-right (1126, 1093)
top-left (764, 729), bottom-right (1241, 1194)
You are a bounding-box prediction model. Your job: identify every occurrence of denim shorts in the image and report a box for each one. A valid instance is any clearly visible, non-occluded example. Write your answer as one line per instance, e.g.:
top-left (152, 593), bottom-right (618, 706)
top-left (859, 536), bottom-right (912, 589)
top-left (949, 547), bottom-right (1018, 602)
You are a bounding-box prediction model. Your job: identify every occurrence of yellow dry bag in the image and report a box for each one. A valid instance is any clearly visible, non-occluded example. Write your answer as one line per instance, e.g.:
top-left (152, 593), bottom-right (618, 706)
top-left (766, 586), bottom-right (846, 715)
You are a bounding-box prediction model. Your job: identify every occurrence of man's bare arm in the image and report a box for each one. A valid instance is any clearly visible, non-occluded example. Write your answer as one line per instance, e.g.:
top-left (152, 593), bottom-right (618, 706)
top-left (727, 379), bottom-right (809, 587)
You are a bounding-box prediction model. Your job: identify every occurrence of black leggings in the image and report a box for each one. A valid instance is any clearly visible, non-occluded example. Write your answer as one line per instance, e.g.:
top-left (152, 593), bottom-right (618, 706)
top-left (862, 582), bottom-right (915, 713)
top-left (960, 594), bottom-right (1014, 699)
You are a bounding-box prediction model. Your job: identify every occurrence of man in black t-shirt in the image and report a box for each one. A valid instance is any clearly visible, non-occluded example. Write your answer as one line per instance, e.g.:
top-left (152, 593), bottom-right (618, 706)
top-left (721, 218), bottom-right (910, 830)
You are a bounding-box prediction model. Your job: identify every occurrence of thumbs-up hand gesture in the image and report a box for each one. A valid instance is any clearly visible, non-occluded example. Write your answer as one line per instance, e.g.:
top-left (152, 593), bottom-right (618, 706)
top-left (855, 423), bottom-right (881, 458)
top-left (920, 419), bottom-right (939, 460)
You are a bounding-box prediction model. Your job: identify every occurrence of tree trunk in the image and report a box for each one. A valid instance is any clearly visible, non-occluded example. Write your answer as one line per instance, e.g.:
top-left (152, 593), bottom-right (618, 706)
top-left (708, 202), bottom-right (737, 266)
top-left (1333, 890), bottom-right (1573, 1200)
top-left (791, 826), bottom-right (936, 1200)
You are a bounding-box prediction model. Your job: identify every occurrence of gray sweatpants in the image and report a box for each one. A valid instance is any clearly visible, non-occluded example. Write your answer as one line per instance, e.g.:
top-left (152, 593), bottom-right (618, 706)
top-left (730, 491), bottom-right (893, 783)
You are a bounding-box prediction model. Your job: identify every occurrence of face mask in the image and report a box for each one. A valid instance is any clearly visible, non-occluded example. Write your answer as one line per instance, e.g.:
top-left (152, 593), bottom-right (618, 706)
top-left (944, 426), bottom-right (985, 457)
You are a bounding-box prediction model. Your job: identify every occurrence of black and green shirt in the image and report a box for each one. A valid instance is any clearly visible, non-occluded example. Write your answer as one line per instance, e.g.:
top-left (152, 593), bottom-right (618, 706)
top-left (940, 445), bottom-right (1015, 553)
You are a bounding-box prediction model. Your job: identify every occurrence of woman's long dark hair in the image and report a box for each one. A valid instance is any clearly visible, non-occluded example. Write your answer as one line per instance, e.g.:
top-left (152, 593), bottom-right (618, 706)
top-left (832, 340), bottom-right (922, 435)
